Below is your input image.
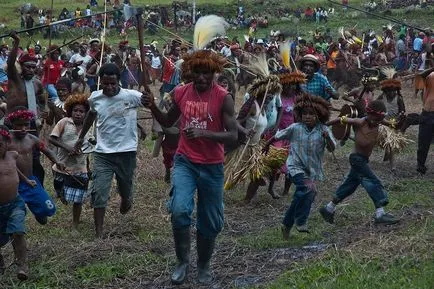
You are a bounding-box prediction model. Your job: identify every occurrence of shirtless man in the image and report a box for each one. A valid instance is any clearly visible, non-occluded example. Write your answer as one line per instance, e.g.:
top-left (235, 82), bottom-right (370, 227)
top-left (6, 108), bottom-right (64, 225)
top-left (319, 100), bottom-right (400, 225)
top-left (6, 31), bottom-right (46, 185)
top-left (0, 126), bottom-right (29, 280)
top-left (342, 78), bottom-right (377, 117)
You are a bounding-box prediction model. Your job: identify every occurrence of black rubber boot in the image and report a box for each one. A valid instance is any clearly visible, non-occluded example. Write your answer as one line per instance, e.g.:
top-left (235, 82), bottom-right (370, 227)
top-left (171, 228), bottom-right (191, 285)
top-left (196, 233), bottom-right (216, 284)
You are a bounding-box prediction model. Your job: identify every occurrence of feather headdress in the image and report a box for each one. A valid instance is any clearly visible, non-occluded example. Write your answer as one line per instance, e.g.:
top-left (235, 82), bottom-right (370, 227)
top-left (193, 15), bottom-right (229, 50)
top-left (247, 53), bottom-right (282, 98)
top-left (380, 67), bottom-right (401, 90)
top-left (279, 41), bottom-right (290, 69)
top-left (182, 15), bottom-right (229, 74)
top-left (277, 42), bottom-right (307, 85)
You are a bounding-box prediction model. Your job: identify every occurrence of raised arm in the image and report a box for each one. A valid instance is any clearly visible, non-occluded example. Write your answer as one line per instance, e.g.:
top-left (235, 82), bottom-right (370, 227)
top-left (7, 32), bottom-right (20, 83)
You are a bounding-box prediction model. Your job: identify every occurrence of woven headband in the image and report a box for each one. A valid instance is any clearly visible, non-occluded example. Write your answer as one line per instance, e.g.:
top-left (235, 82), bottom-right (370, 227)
top-left (366, 106), bottom-right (385, 116)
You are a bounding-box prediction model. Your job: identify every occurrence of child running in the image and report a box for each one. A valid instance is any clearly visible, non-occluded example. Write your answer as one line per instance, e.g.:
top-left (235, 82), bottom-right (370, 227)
top-left (5, 108), bottom-right (64, 225)
top-left (319, 100), bottom-right (400, 225)
top-left (264, 94), bottom-right (335, 238)
top-left (50, 93), bottom-right (91, 230)
top-left (0, 125), bottom-right (29, 280)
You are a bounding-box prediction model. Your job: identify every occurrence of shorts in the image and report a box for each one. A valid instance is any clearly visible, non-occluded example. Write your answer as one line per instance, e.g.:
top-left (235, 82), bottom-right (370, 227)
top-left (54, 172), bottom-right (89, 204)
top-left (18, 176), bottom-right (56, 218)
top-left (0, 195), bottom-right (27, 240)
top-left (90, 152), bottom-right (137, 209)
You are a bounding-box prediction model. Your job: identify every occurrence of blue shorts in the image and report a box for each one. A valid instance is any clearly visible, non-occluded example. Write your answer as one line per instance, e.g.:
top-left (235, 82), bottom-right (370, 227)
top-left (18, 176), bottom-right (56, 218)
top-left (0, 195), bottom-right (27, 240)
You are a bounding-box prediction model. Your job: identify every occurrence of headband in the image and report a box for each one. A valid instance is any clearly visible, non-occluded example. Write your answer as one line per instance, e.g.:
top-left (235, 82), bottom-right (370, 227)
top-left (5, 110), bottom-right (35, 122)
top-left (366, 106), bottom-right (386, 116)
top-left (0, 129), bottom-right (11, 140)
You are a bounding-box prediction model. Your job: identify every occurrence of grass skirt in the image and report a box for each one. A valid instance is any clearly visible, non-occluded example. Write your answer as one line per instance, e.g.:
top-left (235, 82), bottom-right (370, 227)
top-left (377, 125), bottom-right (413, 154)
top-left (224, 142), bottom-right (288, 191)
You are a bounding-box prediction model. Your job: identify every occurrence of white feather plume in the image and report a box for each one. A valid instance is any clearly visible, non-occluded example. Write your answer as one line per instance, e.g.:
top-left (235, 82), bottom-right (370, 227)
top-left (381, 67), bottom-right (397, 79)
top-left (339, 27), bottom-right (345, 40)
top-left (193, 15), bottom-right (229, 50)
top-left (247, 53), bottom-right (269, 78)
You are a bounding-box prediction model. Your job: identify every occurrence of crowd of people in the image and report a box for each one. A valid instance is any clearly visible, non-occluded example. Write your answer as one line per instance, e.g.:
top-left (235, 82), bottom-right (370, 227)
top-left (0, 5), bottom-right (433, 287)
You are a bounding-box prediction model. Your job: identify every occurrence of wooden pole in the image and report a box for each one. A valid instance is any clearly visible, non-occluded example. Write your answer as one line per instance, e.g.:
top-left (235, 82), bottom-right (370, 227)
top-left (136, 8), bottom-right (152, 95)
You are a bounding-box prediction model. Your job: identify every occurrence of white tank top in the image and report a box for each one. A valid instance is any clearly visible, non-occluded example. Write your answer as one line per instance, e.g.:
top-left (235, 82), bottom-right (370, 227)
top-left (151, 56), bottom-right (161, 69)
top-left (245, 100), bottom-right (268, 145)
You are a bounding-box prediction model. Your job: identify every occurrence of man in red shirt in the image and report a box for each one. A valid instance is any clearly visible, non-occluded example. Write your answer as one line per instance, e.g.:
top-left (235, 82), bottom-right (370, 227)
top-left (42, 45), bottom-right (64, 102)
top-left (142, 50), bottom-right (237, 285)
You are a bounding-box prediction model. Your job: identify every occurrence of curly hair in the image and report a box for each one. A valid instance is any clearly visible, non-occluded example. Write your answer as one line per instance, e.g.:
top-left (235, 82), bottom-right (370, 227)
top-left (181, 50), bottom-right (226, 74)
top-left (64, 93), bottom-right (90, 117)
top-left (294, 93), bottom-right (331, 124)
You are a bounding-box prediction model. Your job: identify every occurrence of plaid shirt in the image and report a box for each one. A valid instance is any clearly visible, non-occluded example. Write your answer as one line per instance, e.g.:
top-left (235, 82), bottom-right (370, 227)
top-left (275, 123), bottom-right (335, 181)
top-left (300, 73), bottom-right (336, 101)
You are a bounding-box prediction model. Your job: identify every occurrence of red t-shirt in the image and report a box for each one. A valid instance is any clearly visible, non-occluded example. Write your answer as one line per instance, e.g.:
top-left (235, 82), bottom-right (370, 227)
top-left (175, 82), bottom-right (228, 164)
top-left (42, 59), bottom-right (64, 86)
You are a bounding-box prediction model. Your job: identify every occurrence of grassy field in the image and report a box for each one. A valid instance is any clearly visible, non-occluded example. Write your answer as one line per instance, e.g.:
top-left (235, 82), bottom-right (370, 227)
top-left (1, 0), bottom-right (433, 49)
top-left (0, 1), bottom-right (433, 288)
top-left (0, 84), bottom-right (433, 289)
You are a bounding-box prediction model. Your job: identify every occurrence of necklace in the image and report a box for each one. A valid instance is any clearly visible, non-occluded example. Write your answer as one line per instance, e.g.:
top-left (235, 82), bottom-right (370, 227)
top-left (194, 84), bottom-right (214, 122)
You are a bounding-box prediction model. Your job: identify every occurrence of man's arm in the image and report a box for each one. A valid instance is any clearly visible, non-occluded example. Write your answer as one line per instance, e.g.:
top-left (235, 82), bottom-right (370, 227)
top-left (78, 110), bottom-right (96, 140)
top-left (7, 32), bottom-right (20, 83)
top-left (142, 91), bottom-right (181, 128)
top-left (419, 67), bottom-right (434, 79)
top-left (326, 117), bottom-right (363, 127)
top-left (323, 76), bottom-right (339, 100)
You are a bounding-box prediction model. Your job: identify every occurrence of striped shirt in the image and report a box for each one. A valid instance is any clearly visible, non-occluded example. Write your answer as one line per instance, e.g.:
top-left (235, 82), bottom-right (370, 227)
top-left (275, 123), bottom-right (335, 180)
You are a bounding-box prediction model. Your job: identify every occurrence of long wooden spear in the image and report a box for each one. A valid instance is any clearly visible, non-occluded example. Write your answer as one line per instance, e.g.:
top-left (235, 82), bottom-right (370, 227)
top-left (0, 9), bottom-right (121, 39)
top-left (327, 0), bottom-right (428, 33)
top-left (135, 7), bottom-right (152, 95)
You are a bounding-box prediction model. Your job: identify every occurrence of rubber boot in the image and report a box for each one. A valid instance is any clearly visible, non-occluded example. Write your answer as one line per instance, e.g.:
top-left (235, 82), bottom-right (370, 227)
top-left (94, 208), bottom-right (105, 239)
top-left (171, 228), bottom-right (191, 285)
top-left (197, 233), bottom-right (216, 284)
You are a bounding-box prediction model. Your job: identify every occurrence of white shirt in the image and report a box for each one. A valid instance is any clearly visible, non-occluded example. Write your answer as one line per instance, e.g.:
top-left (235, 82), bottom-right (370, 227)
top-left (151, 55), bottom-right (161, 69)
top-left (245, 100), bottom-right (268, 145)
top-left (89, 88), bottom-right (143, 153)
top-left (69, 53), bottom-right (92, 72)
top-left (86, 9), bottom-right (92, 16)
top-left (220, 46), bottom-right (232, 58)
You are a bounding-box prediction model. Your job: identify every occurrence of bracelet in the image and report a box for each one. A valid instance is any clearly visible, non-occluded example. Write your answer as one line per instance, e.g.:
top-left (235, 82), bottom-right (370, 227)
top-left (390, 119), bottom-right (397, 129)
top-left (340, 116), bottom-right (348, 125)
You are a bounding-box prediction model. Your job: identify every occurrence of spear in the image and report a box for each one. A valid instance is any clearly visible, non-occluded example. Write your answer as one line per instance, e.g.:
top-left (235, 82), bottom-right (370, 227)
top-left (43, 34), bottom-right (85, 57)
top-left (0, 9), bottom-right (122, 39)
top-left (327, 0), bottom-right (428, 33)
top-left (135, 7), bottom-right (152, 95)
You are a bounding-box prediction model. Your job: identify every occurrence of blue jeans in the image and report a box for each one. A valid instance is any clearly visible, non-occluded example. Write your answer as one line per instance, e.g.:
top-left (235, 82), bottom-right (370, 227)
top-left (45, 84), bottom-right (59, 101)
top-left (168, 154), bottom-right (224, 238)
top-left (282, 173), bottom-right (316, 229)
top-left (333, 153), bottom-right (389, 208)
